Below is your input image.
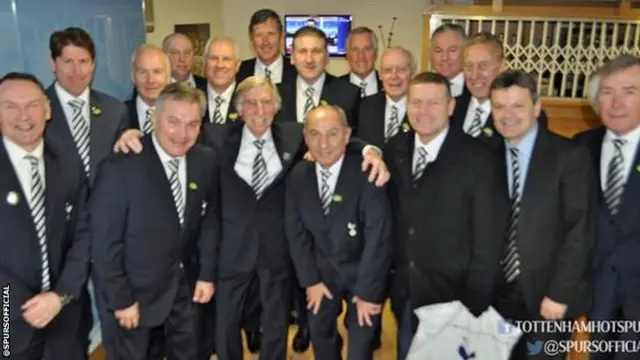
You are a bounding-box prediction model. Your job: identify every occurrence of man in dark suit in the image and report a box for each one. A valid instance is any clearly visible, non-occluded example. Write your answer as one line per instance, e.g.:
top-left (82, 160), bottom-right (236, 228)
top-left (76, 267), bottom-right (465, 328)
top-left (454, 32), bottom-right (548, 150)
top-left (236, 9), bottom-right (297, 85)
top-left (357, 46), bottom-right (415, 149)
top-left (384, 71), bottom-right (509, 360)
top-left (91, 83), bottom-right (217, 360)
top-left (286, 104), bottom-right (392, 360)
top-left (125, 44), bottom-right (172, 134)
top-left (574, 55), bottom-right (640, 360)
top-left (0, 72), bottom-right (91, 360)
top-left (276, 26), bottom-right (361, 131)
top-left (491, 70), bottom-right (596, 360)
top-left (340, 26), bottom-right (383, 97)
top-left (43, 26), bottom-right (128, 359)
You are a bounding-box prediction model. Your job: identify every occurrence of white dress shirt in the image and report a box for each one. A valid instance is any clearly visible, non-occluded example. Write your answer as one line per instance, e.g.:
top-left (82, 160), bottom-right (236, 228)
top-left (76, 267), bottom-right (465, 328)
top-left (54, 82), bottom-right (91, 131)
top-left (386, 95), bottom-right (407, 135)
top-left (3, 137), bottom-right (46, 208)
top-left (171, 73), bottom-right (197, 88)
top-left (136, 96), bottom-right (154, 132)
top-left (316, 155), bottom-right (345, 200)
top-left (207, 82), bottom-right (236, 123)
top-left (296, 73), bottom-right (326, 123)
top-left (349, 71), bottom-right (379, 97)
top-left (234, 126), bottom-right (283, 188)
top-left (600, 125), bottom-right (640, 192)
top-left (449, 72), bottom-right (465, 98)
top-left (462, 97), bottom-right (492, 135)
top-left (151, 135), bottom-right (187, 204)
top-left (255, 56), bottom-right (284, 84)
top-left (413, 126), bottom-right (449, 171)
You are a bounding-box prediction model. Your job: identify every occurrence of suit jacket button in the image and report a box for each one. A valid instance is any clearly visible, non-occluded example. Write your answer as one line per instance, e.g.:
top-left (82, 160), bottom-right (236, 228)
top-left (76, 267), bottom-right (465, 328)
top-left (409, 261), bottom-right (415, 269)
top-left (179, 262), bottom-right (184, 269)
top-left (408, 228), bottom-right (415, 236)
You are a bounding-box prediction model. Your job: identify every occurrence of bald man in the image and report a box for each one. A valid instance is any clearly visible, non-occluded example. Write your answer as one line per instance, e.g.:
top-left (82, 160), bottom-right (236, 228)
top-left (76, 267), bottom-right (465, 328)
top-left (163, 32), bottom-right (208, 88)
top-left (286, 105), bottom-right (392, 360)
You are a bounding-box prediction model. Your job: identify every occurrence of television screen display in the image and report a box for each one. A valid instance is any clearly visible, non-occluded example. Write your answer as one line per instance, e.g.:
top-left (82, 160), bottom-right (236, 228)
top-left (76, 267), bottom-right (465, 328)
top-left (284, 15), bottom-right (353, 57)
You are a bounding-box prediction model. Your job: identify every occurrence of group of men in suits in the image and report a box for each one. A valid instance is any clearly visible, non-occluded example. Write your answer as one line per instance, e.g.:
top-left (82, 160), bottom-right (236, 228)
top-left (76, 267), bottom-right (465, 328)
top-left (3, 5), bottom-right (640, 360)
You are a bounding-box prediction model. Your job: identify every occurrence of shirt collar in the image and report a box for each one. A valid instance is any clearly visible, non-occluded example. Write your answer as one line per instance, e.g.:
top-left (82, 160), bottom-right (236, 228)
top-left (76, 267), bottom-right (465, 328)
top-left (604, 124), bottom-right (640, 146)
top-left (297, 72), bottom-right (326, 95)
top-left (315, 154), bottom-right (345, 175)
top-left (450, 72), bottom-right (464, 86)
top-left (349, 70), bottom-right (377, 85)
top-left (414, 125), bottom-right (449, 161)
top-left (208, 81), bottom-right (236, 101)
top-left (386, 94), bottom-right (407, 108)
top-left (242, 124), bottom-right (274, 144)
top-left (470, 96), bottom-right (491, 114)
top-left (136, 95), bottom-right (154, 112)
top-left (151, 134), bottom-right (185, 164)
top-left (54, 82), bottom-right (90, 107)
top-left (171, 73), bottom-right (196, 86)
top-left (257, 56), bottom-right (283, 71)
top-left (504, 122), bottom-right (539, 157)
top-left (3, 136), bottom-right (45, 163)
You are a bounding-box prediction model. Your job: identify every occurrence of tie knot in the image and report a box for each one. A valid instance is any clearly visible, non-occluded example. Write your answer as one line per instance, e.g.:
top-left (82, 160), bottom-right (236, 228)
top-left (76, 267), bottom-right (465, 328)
top-left (24, 155), bottom-right (38, 167)
top-left (305, 87), bottom-right (315, 97)
top-left (417, 147), bottom-right (428, 159)
top-left (69, 99), bottom-right (85, 110)
top-left (360, 81), bottom-right (367, 88)
top-left (167, 159), bottom-right (180, 172)
top-left (215, 96), bottom-right (224, 106)
top-left (613, 138), bottom-right (626, 150)
top-left (475, 106), bottom-right (484, 116)
top-left (265, 68), bottom-right (272, 75)
top-left (254, 139), bottom-right (265, 150)
top-left (146, 108), bottom-right (154, 117)
top-left (321, 169), bottom-right (331, 180)
top-left (391, 105), bottom-right (398, 115)
top-left (509, 146), bottom-right (520, 158)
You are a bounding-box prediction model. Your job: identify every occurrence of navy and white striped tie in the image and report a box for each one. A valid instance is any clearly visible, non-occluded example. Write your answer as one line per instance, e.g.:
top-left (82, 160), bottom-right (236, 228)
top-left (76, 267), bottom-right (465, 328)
top-left (303, 87), bottom-right (315, 119)
top-left (503, 147), bottom-right (522, 283)
top-left (25, 156), bottom-right (50, 291)
top-left (167, 159), bottom-right (184, 226)
top-left (359, 81), bottom-right (367, 98)
top-left (467, 106), bottom-right (484, 138)
top-left (69, 99), bottom-right (91, 177)
top-left (605, 139), bottom-right (626, 215)
top-left (142, 108), bottom-right (154, 134)
top-left (412, 147), bottom-right (429, 183)
top-left (319, 169), bottom-right (332, 215)
top-left (385, 105), bottom-right (400, 141)
top-left (212, 96), bottom-right (224, 124)
top-left (264, 68), bottom-right (272, 83)
top-left (251, 140), bottom-right (268, 199)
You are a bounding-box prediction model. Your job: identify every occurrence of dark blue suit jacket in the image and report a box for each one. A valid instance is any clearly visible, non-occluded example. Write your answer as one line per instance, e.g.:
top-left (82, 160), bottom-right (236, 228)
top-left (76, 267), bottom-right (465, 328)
top-left (90, 135), bottom-right (219, 326)
top-left (0, 139), bottom-right (90, 354)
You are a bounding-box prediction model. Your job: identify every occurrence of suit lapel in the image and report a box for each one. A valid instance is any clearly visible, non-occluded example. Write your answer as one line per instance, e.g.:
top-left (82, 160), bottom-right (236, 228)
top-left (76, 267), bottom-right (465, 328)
top-left (43, 145), bottom-right (65, 273)
top-left (392, 132), bottom-right (414, 189)
top-left (46, 86), bottom-right (76, 149)
top-left (303, 163), bottom-right (326, 226)
top-left (126, 100), bottom-right (139, 130)
top-left (519, 128), bottom-right (552, 216)
top-left (89, 90), bottom-right (112, 181)
top-left (183, 149), bottom-right (203, 231)
top-left (586, 128), bottom-right (606, 203)
top-left (372, 94), bottom-right (387, 146)
top-left (320, 75), bottom-right (335, 104)
top-left (262, 123), bottom-right (301, 195)
top-left (142, 136), bottom-right (182, 228)
top-left (326, 155), bottom-right (358, 226)
top-left (282, 81), bottom-right (297, 122)
top-left (0, 141), bottom-right (35, 238)
top-left (614, 140), bottom-right (640, 234)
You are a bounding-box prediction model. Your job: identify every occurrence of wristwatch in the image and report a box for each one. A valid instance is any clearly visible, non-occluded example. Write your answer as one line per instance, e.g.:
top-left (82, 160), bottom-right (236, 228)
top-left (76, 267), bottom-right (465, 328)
top-left (56, 293), bottom-right (74, 307)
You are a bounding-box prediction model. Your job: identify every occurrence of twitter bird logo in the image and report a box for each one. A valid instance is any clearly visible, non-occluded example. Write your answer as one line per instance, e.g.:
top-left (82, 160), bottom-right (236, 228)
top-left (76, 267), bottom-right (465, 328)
top-left (527, 340), bottom-right (543, 355)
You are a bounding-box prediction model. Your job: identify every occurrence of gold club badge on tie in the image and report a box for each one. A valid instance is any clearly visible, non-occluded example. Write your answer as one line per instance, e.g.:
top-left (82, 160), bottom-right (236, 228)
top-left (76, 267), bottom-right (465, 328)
top-left (6, 191), bottom-right (19, 206)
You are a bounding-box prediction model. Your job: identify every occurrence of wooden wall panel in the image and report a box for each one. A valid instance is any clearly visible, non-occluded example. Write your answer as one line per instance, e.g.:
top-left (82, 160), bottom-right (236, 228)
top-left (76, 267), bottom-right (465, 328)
top-left (542, 98), bottom-right (601, 138)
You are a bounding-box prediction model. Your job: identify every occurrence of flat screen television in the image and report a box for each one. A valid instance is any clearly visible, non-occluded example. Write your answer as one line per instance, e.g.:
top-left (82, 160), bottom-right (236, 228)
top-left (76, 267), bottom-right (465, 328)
top-left (284, 15), bottom-right (353, 57)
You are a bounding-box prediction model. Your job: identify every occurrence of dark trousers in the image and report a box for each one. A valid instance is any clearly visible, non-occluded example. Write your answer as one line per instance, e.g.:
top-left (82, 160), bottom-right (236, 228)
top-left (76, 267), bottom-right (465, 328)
top-left (114, 278), bottom-right (196, 360)
top-left (391, 299), bottom-right (417, 360)
top-left (241, 276), bottom-right (262, 333)
top-left (590, 266), bottom-right (640, 360)
top-left (293, 284), bottom-right (308, 328)
top-left (494, 279), bottom-right (570, 360)
top-left (308, 281), bottom-right (380, 360)
top-left (216, 267), bottom-right (291, 360)
top-left (93, 275), bottom-right (118, 360)
top-left (10, 331), bottom-right (46, 360)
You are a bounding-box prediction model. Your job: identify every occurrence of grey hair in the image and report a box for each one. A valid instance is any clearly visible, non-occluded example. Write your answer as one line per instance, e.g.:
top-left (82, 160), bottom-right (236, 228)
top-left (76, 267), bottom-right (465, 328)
top-left (233, 75), bottom-right (282, 113)
top-left (431, 23), bottom-right (467, 42)
top-left (347, 26), bottom-right (379, 52)
top-left (155, 82), bottom-right (207, 120)
top-left (130, 43), bottom-right (171, 74)
top-left (161, 32), bottom-right (192, 53)
top-left (203, 35), bottom-right (240, 60)
top-left (382, 46), bottom-right (417, 73)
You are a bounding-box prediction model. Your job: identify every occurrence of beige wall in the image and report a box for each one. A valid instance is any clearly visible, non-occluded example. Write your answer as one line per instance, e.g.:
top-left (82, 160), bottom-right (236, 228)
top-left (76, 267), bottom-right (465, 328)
top-left (146, 0), bottom-right (471, 75)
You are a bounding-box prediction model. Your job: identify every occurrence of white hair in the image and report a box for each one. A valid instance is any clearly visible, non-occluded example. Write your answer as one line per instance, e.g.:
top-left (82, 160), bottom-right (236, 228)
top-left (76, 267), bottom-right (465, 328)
top-left (203, 36), bottom-right (240, 60)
